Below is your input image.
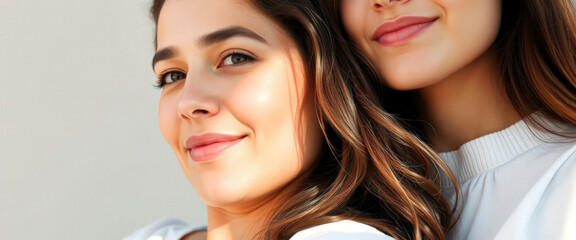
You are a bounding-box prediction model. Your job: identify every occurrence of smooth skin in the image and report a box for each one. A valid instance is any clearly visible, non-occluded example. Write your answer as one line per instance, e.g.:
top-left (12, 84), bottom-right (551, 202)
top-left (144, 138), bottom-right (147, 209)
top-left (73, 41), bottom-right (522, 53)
top-left (154, 0), bottom-right (323, 239)
top-left (341, 0), bottom-right (521, 151)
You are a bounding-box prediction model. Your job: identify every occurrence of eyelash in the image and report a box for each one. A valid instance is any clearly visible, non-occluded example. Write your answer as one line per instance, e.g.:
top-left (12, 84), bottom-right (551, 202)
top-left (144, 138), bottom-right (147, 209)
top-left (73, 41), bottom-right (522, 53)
top-left (154, 50), bottom-right (257, 89)
top-left (154, 70), bottom-right (186, 89)
top-left (217, 50), bottom-right (257, 68)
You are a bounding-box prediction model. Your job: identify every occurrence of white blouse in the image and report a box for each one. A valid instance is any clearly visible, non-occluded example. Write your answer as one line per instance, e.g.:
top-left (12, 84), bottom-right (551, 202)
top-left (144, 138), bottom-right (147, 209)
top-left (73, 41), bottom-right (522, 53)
top-left (440, 116), bottom-right (576, 239)
top-left (123, 218), bottom-right (393, 240)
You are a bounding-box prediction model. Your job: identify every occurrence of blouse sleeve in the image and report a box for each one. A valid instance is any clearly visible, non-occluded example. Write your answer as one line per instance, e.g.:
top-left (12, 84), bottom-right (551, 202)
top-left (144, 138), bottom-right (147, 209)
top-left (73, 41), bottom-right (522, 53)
top-left (290, 220), bottom-right (395, 240)
top-left (123, 218), bottom-right (206, 240)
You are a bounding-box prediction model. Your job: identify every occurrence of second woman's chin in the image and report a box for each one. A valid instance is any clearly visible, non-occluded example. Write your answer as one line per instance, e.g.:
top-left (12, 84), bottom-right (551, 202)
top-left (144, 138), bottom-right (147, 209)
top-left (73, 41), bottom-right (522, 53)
top-left (370, 48), bottom-right (466, 91)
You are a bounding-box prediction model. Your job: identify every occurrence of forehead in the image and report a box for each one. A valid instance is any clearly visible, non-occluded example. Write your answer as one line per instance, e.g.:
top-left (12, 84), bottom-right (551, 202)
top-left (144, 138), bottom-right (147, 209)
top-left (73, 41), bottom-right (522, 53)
top-left (156, 0), bottom-right (281, 48)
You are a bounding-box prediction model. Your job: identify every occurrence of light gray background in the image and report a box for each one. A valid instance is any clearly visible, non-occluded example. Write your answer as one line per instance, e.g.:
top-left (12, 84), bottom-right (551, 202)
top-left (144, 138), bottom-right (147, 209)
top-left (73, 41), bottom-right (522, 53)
top-left (0, 1), bottom-right (205, 239)
top-left (3, 1), bottom-right (576, 240)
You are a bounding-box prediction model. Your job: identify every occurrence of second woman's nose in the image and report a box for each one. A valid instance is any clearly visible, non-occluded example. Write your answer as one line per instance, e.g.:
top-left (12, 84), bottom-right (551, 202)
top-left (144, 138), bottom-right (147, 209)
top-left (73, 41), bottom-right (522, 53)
top-left (370, 0), bottom-right (409, 11)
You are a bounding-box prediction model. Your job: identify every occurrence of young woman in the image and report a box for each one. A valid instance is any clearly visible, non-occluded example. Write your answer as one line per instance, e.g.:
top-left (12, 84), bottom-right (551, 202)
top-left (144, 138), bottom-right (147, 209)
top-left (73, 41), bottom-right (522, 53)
top-left (321, 0), bottom-right (576, 239)
top-left (125, 0), bottom-right (457, 239)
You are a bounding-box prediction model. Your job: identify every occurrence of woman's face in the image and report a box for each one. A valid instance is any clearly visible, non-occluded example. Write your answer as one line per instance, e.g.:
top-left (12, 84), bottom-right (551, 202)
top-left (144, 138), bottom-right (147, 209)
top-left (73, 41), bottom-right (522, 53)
top-left (340, 0), bottom-right (501, 90)
top-left (154, 0), bottom-right (323, 209)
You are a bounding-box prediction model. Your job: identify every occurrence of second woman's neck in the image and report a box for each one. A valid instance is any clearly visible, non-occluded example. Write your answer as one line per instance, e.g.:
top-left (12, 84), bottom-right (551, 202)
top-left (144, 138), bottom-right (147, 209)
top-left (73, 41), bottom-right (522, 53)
top-left (418, 48), bottom-right (522, 152)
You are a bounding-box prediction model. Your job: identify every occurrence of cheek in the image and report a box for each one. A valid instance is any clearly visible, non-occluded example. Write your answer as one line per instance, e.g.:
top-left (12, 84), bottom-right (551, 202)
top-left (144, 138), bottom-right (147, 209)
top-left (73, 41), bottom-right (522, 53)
top-left (449, 0), bottom-right (501, 39)
top-left (230, 56), bottom-right (321, 169)
top-left (299, 101), bottom-right (323, 170)
top-left (340, 0), bottom-right (367, 42)
top-left (227, 60), bottom-right (294, 133)
top-left (443, 0), bottom-right (501, 67)
top-left (158, 95), bottom-right (180, 150)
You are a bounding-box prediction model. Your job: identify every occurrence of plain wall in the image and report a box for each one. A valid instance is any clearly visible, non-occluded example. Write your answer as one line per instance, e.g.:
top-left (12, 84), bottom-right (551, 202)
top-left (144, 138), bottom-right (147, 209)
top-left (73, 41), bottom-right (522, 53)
top-left (2, 1), bottom-right (576, 240)
top-left (0, 1), bottom-right (206, 239)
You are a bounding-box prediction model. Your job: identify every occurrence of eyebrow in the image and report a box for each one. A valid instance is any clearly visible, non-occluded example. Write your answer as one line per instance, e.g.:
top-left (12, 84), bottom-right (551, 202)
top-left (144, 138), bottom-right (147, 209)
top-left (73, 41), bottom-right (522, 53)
top-left (152, 26), bottom-right (267, 68)
top-left (200, 26), bottom-right (267, 46)
top-left (152, 47), bottom-right (177, 69)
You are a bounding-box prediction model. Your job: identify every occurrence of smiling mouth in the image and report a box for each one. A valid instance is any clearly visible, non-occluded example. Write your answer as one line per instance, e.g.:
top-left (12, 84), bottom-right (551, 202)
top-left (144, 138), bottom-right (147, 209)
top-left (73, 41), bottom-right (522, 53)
top-left (187, 134), bottom-right (246, 162)
top-left (373, 16), bottom-right (438, 46)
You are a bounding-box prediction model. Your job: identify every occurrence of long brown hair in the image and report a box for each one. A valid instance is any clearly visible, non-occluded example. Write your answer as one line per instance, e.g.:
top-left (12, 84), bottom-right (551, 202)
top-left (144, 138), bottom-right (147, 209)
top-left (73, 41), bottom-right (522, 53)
top-left (497, 0), bottom-right (576, 130)
top-left (150, 0), bottom-right (457, 239)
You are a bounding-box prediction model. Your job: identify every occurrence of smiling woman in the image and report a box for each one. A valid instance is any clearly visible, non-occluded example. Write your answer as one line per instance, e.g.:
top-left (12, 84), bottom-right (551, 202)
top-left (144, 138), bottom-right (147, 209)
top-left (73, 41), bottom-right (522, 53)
top-left (124, 0), bottom-right (458, 239)
top-left (154, 0), bottom-right (323, 213)
top-left (321, 0), bottom-right (576, 239)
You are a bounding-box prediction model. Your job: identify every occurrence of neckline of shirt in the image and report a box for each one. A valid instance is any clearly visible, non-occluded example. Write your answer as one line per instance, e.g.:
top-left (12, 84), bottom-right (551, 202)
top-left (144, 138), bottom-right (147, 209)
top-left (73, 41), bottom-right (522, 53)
top-left (438, 113), bottom-right (570, 185)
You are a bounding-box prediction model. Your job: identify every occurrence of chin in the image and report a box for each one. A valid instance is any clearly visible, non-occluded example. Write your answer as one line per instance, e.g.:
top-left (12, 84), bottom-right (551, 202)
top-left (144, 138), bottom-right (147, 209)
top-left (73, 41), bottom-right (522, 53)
top-left (383, 77), bottom-right (431, 91)
top-left (380, 67), bottom-right (448, 91)
top-left (193, 178), bottom-right (253, 206)
top-left (197, 189), bottom-right (244, 207)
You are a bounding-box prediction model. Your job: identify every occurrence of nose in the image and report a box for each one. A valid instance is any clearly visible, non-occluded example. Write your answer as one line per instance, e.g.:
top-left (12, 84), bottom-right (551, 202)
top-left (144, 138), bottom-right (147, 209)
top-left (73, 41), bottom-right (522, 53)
top-left (177, 75), bottom-right (219, 121)
top-left (371, 0), bottom-right (409, 10)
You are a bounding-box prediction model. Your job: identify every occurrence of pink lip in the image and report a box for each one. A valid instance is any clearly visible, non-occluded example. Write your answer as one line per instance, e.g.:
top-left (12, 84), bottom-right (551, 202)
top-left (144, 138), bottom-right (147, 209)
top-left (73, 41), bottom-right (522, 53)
top-left (372, 16), bottom-right (437, 46)
top-left (186, 133), bottom-right (246, 162)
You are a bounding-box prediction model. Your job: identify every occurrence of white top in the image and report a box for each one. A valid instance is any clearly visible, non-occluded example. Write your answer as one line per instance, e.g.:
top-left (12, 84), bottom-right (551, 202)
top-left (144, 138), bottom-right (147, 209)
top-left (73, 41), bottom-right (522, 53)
top-left (123, 218), bottom-right (393, 240)
top-left (290, 220), bottom-right (393, 240)
top-left (123, 218), bottom-right (206, 240)
top-left (440, 116), bottom-right (576, 240)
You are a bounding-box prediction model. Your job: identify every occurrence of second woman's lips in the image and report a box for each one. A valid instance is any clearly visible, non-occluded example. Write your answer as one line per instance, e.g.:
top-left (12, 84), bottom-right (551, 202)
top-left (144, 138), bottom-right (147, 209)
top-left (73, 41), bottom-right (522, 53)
top-left (372, 16), bottom-right (438, 46)
top-left (186, 133), bottom-right (246, 162)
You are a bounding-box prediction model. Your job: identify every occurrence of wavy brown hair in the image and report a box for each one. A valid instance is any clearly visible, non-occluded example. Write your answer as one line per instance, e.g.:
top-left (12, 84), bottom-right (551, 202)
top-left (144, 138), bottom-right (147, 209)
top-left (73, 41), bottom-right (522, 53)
top-left (150, 0), bottom-right (457, 239)
top-left (496, 0), bottom-right (576, 130)
top-left (321, 0), bottom-right (576, 135)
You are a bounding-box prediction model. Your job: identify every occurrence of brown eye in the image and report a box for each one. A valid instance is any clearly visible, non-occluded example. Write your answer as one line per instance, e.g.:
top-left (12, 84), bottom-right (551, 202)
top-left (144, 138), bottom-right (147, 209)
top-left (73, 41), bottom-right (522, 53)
top-left (231, 54), bottom-right (248, 64)
top-left (219, 51), bottom-right (256, 67)
top-left (156, 71), bottom-right (186, 88)
top-left (163, 71), bottom-right (186, 84)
